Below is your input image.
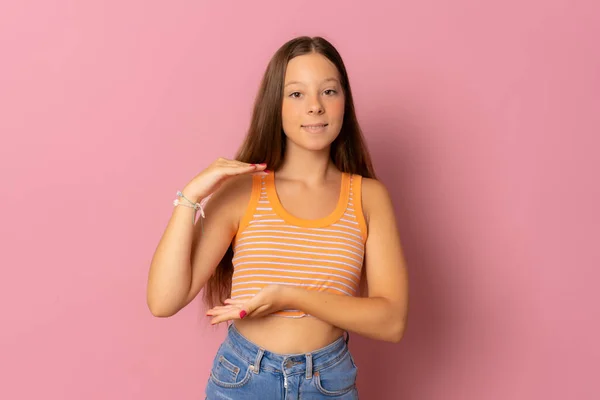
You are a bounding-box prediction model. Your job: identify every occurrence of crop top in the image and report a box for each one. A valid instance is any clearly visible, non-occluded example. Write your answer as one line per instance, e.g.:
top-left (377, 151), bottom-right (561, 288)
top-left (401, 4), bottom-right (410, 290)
top-left (230, 171), bottom-right (368, 318)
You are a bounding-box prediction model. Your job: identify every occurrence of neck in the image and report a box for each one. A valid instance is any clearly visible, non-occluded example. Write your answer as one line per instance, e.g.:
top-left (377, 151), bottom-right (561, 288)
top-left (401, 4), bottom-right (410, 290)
top-left (276, 143), bottom-right (338, 184)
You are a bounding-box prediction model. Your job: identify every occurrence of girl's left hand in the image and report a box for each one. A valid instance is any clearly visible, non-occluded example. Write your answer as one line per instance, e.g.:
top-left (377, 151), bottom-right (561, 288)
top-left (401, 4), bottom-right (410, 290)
top-left (206, 285), bottom-right (289, 325)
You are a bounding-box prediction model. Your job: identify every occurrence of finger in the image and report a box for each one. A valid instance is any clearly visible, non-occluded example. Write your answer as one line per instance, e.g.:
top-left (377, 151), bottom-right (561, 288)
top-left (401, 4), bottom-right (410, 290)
top-left (223, 298), bottom-right (246, 306)
top-left (238, 299), bottom-right (259, 319)
top-left (245, 304), bottom-right (270, 318)
top-left (210, 309), bottom-right (241, 325)
top-left (229, 160), bottom-right (267, 171)
top-left (212, 304), bottom-right (237, 310)
top-left (221, 159), bottom-right (260, 168)
top-left (207, 304), bottom-right (237, 311)
top-left (230, 160), bottom-right (256, 167)
top-left (223, 164), bottom-right (264, 176)
top-left (211, 301), bottom-right (266, 323)
top-left (206, 309), bottom-right (231, 317)
top-left (215, 158), bottom-right (254, 169)
top-left (206, 305), bottom-right (237, 316)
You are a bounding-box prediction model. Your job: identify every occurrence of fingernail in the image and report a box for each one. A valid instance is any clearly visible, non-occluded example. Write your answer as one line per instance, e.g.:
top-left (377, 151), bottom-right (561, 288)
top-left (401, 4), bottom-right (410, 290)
top-left (264, 170), bottom-right (271, 173)
top-left (239, 310), bottom-right (247, 319)
top-left (258, 163), bottom-right (266, 166)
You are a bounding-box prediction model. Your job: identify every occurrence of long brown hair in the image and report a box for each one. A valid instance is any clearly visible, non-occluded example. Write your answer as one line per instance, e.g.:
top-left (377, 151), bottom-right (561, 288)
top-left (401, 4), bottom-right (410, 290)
top-left (203, 36), bottom-right (376, 308)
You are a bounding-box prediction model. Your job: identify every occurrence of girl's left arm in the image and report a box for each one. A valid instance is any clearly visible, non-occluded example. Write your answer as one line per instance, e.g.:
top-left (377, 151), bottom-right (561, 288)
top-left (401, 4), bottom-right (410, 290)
top-left (207, 179), bottom-right (409, 343)
top-left (280, 178), bottom-right (409, 342)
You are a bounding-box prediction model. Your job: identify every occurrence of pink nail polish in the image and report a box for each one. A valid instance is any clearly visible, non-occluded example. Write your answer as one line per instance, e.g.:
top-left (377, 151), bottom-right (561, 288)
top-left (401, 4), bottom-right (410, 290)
top-left (239, 310), bottom-right (247, 319)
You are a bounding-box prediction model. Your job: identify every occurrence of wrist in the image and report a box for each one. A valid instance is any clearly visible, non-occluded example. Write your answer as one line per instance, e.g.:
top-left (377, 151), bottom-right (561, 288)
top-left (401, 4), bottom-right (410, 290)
top-left (180, 187), bottom-right (203, 204)
top-left (280, 286), bottom-right (299, 309)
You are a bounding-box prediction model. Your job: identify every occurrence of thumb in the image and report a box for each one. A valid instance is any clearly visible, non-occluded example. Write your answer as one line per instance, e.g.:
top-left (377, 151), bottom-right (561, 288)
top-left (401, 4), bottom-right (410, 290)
top-left (239, 297), bottom-right (260, 319)
top-left (239, 303), bottom-right (253, 319)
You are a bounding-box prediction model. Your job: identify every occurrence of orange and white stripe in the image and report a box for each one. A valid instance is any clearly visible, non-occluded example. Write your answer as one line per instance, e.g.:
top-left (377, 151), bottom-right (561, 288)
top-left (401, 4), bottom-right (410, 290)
top-left (231, 172), bottom-right (367, 318)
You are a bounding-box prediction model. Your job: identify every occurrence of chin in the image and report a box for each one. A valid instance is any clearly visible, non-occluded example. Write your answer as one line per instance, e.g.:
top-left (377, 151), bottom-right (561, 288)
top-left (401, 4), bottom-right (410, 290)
top-left (290, 137), bottom-right (337, 152)
top-left (303, 142), bottom-right (333, 152)
top-left (285, 130), bottom-right (340, 153)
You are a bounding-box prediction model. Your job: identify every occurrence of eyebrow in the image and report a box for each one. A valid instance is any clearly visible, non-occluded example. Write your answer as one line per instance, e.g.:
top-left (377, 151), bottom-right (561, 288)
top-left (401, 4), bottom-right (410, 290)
top-left (284, 77), bottom-right (340, 88)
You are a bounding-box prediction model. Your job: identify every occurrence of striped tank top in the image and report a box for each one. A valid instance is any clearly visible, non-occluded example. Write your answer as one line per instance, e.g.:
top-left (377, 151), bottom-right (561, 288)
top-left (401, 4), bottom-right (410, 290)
top-left (230, 172), bottom-right (367, 318)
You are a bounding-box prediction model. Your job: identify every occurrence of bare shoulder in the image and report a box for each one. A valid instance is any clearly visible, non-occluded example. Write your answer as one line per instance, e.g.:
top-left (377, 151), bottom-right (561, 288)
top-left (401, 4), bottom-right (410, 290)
top-left (360, 177), bottom-right (394, 225)
top-left (203, 173), bottom-right (256, 220)
top-left (205, 174), bottom-right (254, 207)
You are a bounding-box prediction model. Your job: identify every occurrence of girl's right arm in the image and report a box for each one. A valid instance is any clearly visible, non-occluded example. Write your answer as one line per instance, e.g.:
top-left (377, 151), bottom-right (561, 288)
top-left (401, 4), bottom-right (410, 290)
top-left (146, 158), bottom-right (266, 317)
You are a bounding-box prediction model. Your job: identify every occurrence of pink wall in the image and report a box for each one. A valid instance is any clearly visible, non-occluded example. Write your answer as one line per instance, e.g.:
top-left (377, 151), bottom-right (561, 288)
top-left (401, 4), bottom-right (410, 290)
top-left (1, 1), bottom-right (598, 399)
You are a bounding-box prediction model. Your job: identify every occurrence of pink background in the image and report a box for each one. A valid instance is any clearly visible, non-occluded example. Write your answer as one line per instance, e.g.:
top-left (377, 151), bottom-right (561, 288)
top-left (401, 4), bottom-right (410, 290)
top-left (1, 1), bottom-right (598, 399)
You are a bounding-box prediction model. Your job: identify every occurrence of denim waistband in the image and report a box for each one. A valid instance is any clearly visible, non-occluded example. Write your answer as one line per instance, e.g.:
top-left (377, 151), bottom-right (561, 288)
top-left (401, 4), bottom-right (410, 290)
top-left (223, 323), bottom-right (350, 379)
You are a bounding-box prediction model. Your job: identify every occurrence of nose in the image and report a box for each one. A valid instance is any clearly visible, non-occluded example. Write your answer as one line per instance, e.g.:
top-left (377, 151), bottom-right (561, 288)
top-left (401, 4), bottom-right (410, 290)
top-left (307, 96), bottom-right (324, 115)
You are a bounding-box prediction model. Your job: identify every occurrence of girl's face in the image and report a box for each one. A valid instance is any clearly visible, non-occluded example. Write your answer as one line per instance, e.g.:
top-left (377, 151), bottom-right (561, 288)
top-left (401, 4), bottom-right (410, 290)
top-left (281, 53), bottom-right (345, 153)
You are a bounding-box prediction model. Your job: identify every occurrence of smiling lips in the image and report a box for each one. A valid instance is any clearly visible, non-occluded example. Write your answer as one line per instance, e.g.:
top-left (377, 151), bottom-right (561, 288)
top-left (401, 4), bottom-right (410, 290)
top-left (301, 123), bottom-right (328, 132)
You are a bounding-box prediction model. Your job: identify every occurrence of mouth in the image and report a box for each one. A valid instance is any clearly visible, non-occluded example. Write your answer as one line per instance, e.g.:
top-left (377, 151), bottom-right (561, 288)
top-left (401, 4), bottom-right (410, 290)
top-left (301, 123), bottom-right (329, 132)
top-left (301, 123), bottom-right (328, 128)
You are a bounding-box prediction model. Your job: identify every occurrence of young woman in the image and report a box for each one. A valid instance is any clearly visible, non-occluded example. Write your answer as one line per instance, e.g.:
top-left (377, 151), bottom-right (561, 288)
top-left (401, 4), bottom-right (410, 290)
top-left (147, 36), bottom-right (409, 399)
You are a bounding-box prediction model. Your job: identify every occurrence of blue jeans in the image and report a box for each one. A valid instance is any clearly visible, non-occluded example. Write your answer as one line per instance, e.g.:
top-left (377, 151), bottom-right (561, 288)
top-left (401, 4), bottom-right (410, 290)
top-left (205, 323), bottom-right (359, 399)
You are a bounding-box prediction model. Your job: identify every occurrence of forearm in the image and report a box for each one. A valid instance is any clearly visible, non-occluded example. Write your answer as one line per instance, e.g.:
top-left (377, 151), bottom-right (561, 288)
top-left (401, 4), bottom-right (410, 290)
top-left (147, 205), bottom-right (198, 316)
top-left (283, 288), bottom-right (407, 343)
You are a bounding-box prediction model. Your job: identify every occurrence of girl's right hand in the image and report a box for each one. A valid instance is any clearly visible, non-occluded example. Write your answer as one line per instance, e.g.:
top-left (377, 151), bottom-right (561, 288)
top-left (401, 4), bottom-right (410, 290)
top-left (181, 158), bottom-right (267, 202)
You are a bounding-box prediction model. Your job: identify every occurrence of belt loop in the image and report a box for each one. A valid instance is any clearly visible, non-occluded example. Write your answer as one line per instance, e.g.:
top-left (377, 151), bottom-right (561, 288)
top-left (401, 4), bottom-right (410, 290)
top-left (305, 353), bottom-right (313, 380)
top-left (251, 348), bottom-right (264, 375)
